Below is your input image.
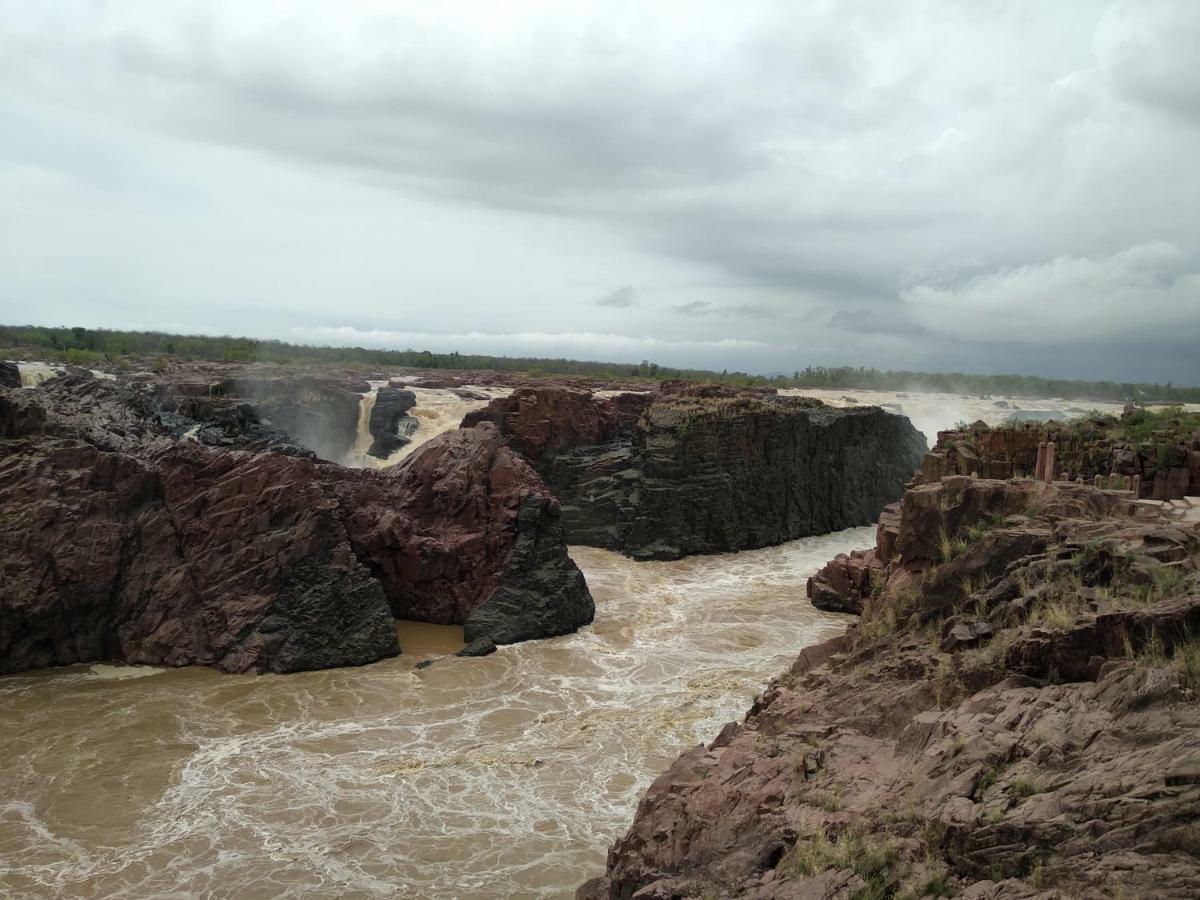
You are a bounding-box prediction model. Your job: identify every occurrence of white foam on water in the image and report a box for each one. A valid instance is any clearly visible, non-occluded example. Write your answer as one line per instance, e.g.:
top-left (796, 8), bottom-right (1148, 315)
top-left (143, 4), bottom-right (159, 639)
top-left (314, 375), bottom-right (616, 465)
top-left (780, 387), bottom-right (1137, 446)
top-left (0, 528), bottom-right (868, 899)
top-left (17, 361), bottom-right (64, 388)
top-left (347, 384), bottom-right (513, 468)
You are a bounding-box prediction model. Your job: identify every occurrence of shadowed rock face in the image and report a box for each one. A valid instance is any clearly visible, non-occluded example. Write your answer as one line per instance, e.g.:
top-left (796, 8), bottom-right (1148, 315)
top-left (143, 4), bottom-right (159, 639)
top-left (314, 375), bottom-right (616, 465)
top-left (467, 387), bottom-right (927, 560)
top-left (367, 387), bottom-right (418, 458)
top-left (0, 361), bottom-right (19, 388)
top-left (0, 379), bottom-right (594, 675)
top-left (153, 375), bottom-right (368, 461)
top-left (584, 479), bottom-right (1200, 900)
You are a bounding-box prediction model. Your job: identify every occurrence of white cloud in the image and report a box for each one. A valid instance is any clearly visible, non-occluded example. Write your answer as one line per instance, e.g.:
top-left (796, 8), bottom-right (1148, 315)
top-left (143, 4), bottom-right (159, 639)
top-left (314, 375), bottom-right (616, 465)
top-left (289, 325), bottom-right (769, 357)
top-left (903, 242), bottom-right (1200, 343)
top-left (0, 1), bottom-right (1198, 381)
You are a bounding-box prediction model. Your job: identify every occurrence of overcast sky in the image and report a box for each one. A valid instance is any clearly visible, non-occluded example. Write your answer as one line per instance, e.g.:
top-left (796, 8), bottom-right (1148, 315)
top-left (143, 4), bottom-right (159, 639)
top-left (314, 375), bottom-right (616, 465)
top-left (2, 1), bottom-right (1198, 382)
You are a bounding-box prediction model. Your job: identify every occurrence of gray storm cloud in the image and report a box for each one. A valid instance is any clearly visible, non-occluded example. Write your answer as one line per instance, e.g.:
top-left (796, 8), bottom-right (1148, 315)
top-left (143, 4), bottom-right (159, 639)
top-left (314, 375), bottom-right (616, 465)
top-left (0, 0), bottom-right (1197, 382)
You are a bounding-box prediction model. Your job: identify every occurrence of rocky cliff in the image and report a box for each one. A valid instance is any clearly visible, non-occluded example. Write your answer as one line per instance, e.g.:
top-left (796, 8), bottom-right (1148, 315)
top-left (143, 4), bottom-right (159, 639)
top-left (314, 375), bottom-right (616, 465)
top-left (583, 477), bottom-right (1200, 899)
top-left (920, 407), bottom-right (1200, 501)
top-left (0, 377), bottom-right (594, 675)
top-left (466, 385), bottom-right (927, 560)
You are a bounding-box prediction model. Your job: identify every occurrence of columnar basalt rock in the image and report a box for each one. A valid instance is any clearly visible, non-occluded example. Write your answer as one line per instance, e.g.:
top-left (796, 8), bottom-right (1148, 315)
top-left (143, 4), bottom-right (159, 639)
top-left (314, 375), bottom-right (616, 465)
top-left (0, 379), bottom-right (594, 676)
top-left (919, 411), bottom-right (1200, 501)
top-left (466, 385), bottom-right (927, 560)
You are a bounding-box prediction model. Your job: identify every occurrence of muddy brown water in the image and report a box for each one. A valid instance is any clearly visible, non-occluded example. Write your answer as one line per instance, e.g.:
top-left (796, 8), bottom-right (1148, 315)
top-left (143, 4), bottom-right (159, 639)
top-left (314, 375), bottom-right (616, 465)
top-left (0, 531), bottom-right (866, 899)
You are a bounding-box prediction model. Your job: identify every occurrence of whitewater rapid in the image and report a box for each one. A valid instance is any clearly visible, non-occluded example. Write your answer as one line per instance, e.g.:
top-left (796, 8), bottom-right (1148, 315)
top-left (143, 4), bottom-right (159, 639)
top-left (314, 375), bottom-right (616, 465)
top-left (0, 532), bottom-right (864, 899)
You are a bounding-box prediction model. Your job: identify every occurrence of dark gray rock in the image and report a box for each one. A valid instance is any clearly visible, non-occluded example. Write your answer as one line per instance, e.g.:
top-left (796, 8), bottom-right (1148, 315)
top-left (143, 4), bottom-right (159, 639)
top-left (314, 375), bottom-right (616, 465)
top-left (464, 496), bottom-right (595, 644)
top-left (0, 361), bottom-right (20, 388)
top-left (457, 638), bottom-right (498, 657)
top-left (482, 389), bottom-right (928, 560)
top-left (368, 387), bottom-right (419, 458)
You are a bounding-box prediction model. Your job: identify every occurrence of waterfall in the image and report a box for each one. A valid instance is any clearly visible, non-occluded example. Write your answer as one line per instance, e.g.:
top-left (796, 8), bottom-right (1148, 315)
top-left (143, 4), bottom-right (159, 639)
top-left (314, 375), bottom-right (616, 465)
top-left (343, 386), bottom-right (381, 466)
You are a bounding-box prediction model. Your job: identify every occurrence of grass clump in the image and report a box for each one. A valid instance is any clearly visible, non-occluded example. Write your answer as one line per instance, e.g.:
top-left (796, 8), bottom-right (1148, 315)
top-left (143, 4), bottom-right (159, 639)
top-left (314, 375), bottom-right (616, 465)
top-left (1126, 629), bottom-right (1200, 690)
top-left (780, 828), bottom-right (901, 899)
top-left (937, 528), bottom-right (969, 564)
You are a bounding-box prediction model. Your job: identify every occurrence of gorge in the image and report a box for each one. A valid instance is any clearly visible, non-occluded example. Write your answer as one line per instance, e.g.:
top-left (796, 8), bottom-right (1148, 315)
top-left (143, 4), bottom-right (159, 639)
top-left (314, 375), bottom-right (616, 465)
top-left (3, 362), bottom-right (1197, 898)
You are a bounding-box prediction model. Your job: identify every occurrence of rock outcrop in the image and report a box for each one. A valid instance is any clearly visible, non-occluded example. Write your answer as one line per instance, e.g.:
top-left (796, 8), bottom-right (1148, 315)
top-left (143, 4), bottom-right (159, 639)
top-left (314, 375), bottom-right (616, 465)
top-left (367, 386), bottom-right (419, 458)
top-left (0, 361), bottom-right (19, 389)
top-left (0, 377), bottom-right (594, 676)
top-left (583, 478), bottom-right (1200, 899)
top-left (154, 375), bottom-right (368, 461)
top-left (920, 408), bottom-right (1200, 501)
top-left (467, 386), bottom-right (927, 560)
top-left (331, 423), bottom-right (594, 645)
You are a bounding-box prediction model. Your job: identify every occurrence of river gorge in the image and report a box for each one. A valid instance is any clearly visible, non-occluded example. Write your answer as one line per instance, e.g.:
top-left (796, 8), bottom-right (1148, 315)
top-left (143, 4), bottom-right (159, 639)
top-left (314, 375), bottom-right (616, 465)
top-left (0, 531), bottom-right (861, 898)
top-left (4, 368), bottom-right (1196, 899)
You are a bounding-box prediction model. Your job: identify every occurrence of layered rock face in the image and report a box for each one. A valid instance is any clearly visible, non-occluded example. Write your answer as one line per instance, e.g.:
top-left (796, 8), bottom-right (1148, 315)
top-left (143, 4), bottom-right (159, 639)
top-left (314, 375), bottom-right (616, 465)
top-left (921, 410), bottom-right (1200, 501)
top-left (0, 378), bottom-right (594, 675)
top-left (584, 478), bottom-right (1200, 899)
top-left (467, 386), bottom-right (927, 560)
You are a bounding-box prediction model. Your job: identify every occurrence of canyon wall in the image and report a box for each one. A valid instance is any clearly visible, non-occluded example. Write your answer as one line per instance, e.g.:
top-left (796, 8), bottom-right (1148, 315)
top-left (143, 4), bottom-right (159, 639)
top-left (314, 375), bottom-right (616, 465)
top-left (466, 385), bottom-right (927, 560)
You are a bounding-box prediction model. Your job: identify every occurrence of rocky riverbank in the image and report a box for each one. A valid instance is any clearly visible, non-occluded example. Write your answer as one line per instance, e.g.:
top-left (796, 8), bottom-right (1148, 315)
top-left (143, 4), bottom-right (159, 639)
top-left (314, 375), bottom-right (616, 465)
top-left (466, 383), bottom-right (927, 560)
top-left (0, 373), bottom-right (593, 675)
top-left (583, 474), bottom-right (1200, 899)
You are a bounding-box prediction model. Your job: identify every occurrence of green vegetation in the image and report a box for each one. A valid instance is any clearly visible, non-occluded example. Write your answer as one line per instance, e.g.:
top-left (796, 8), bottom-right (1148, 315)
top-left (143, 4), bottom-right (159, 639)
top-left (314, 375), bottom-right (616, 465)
top-left (1130, 630), bottom-right (1200, 690)
top-left (3, 324), bottom-right (1199, 400)
top-left (780, 828), bottom-right (901, 899)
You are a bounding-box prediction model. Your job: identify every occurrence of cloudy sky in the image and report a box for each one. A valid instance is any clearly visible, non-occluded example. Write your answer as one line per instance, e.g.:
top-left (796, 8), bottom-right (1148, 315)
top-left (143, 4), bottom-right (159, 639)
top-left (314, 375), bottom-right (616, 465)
top-left (2, 1), bottom-right (1198, 382)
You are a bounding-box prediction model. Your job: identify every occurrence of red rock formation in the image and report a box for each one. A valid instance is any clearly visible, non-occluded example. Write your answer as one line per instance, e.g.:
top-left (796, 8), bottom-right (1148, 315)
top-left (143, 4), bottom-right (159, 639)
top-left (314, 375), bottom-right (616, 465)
top-left (586, 479), bottom-right (1200, 899)
top-left (332, 423), bottom-right (593, 643)
top-left (0, 380), bottom-right (594, 675)
top-left (461, 387), bottom-right (640, 461)
top-left (920, 414), bottom-right (1200, 501)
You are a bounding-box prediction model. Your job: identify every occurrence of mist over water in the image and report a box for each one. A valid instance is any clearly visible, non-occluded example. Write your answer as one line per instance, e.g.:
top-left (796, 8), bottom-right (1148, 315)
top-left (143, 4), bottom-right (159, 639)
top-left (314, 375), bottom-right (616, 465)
top-left (0, 533), bottom-right (863, 899)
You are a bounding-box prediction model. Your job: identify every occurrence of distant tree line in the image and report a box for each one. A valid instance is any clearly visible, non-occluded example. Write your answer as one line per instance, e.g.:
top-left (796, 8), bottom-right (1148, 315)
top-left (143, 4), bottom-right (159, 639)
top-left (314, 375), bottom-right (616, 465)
top-left (2, 324), bottom-right (1197, 402)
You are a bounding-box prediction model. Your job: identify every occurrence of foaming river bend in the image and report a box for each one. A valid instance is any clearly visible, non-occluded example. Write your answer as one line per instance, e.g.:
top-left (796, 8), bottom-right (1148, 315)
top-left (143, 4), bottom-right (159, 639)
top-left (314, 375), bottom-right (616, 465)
top-left (0, 531), bottom-right (868, 899)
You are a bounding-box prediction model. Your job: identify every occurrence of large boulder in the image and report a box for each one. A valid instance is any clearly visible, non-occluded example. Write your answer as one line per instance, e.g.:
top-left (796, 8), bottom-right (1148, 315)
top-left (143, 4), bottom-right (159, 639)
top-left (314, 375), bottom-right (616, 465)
top-left (333, 423), bottom-right (594, 644)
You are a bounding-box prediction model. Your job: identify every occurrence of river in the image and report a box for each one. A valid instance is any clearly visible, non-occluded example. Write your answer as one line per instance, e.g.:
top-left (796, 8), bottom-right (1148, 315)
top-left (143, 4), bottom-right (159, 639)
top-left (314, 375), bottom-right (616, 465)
top-left (0, 531), bottom-right (864, 899)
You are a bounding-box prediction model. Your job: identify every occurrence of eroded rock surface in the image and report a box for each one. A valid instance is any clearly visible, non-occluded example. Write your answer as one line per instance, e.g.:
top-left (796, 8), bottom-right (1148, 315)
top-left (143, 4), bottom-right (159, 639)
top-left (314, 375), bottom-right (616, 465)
top-left (467, 386), bottom-right (926, 560)
top-left (584, 479), bottom-right (1200, 899)
top-left (0, 378), bottom-right (594, 675)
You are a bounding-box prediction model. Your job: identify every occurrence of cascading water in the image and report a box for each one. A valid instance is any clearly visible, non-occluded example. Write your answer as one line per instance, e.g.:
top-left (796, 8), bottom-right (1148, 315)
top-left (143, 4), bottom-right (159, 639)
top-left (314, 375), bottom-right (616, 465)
top-left (16, 362), bottom-right (64, 387)
top-left (342, 383), bottom-right (384, 467)
top-left (342, 384), bottom-right (513, 469)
